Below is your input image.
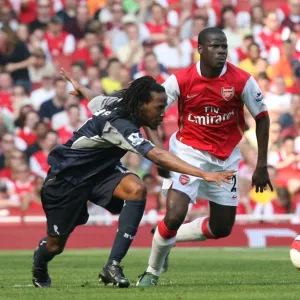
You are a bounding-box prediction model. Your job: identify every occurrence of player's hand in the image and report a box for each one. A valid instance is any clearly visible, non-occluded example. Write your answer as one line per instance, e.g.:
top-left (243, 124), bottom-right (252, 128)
top-left (202, 170), bottom-right (236, 188)
top-left (157, 167), bottom-right (170, 178)
top-left (252, 166), bottom-right (273, 193)
top-left (60, 67), bottom-right (81, 96)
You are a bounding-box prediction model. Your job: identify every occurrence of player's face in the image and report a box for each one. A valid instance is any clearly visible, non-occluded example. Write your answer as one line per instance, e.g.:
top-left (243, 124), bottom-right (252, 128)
top-left (140, 91), bottom-right (167, 129)
top-left (199, 33), bottom-right (228, 69)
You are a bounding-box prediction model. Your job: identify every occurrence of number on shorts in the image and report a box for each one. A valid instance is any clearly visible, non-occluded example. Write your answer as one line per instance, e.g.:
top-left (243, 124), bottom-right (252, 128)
top-left (231, 175), bottom-right (237, 193)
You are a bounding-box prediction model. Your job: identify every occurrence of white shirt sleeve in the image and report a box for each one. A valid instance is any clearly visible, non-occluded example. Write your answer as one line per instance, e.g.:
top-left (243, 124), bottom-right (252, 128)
top-left (162, 74), bottom-right (180, 110)
top-left (63, 34), bottom-right (76, 55)
top-left (241, 76), bottom-right (268, 118)
top-left (87, 95), bottom-right (121, 114)
top-left (29, 156), bottom-right (47, 178)
top-left (167, 10), bottom-right (179, 27)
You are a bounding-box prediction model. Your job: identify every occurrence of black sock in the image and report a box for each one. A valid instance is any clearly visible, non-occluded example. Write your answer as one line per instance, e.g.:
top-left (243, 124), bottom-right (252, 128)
top-left (33, 237), bottom-right (56, 269)
top-left (108, 199), bottom-right (146, 264)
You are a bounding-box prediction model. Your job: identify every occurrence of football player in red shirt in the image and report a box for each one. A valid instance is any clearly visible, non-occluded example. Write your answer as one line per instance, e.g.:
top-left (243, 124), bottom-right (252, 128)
top-left (137, 27), bottom-right (273, 286)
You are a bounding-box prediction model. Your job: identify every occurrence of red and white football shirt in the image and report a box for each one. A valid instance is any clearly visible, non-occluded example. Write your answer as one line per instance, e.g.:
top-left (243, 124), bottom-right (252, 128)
top-left (29, 151), bottom-right (50, 178)
top-left (162, 62), bottom-right (268, 160)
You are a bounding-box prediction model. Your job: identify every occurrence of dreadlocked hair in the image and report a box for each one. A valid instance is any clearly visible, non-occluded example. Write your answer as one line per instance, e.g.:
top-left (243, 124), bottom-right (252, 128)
top-left (103, 76), bottom-right (165, 121)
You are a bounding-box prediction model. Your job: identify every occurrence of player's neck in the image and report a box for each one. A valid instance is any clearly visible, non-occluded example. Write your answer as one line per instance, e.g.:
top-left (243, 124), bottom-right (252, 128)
top-left (199, 61), bottom-right (223, 78)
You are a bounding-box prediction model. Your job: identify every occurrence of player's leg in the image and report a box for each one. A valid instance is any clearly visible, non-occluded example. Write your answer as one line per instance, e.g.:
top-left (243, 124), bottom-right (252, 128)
top-left (32, 176), bottom-right (92, 288)
top-left (107, 174), bottom-right (146, 265)
top-left (32, 235), bottom-right (69, 288)
top-left (91, 171), bottom-right (146, 288)
top-left (175, 147), bottom-right (240, 243)
top-left (136, 188), bottom-right (190, 286)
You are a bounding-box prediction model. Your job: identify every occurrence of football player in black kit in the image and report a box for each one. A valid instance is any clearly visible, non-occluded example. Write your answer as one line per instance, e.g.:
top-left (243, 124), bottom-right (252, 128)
top-left (32, 68), bottom-right (235, 288)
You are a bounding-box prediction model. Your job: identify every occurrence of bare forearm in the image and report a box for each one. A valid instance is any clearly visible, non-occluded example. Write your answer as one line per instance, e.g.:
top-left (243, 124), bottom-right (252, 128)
top-left (147, 148), bottom-right (204, 178)
top-left (255, 116), bottom-right (270, 168)
top-left (78, 85), bottom-right (99, 102)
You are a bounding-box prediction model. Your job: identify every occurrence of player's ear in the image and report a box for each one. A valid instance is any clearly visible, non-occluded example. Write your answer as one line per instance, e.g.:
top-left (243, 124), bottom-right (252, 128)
top-left (198, 45), bottom-right (203, 55)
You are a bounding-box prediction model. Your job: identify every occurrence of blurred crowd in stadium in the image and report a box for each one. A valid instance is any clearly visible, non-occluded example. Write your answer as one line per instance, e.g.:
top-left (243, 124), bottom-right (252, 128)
top-left (0, 0), bottom-right (300, 224)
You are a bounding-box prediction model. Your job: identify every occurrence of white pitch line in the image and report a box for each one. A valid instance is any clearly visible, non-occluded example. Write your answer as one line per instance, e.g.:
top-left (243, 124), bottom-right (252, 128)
top-left (10, 284), bottom-right (34, 288)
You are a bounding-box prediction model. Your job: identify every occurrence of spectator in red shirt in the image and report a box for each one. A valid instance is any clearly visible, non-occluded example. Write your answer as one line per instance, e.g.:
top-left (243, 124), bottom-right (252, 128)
top-left (18, 0), bottom-right (37, 25)
top-left (28, 0), bottom-right (51, 33)
top-left (11, 162), bottom-right (35, 198)
top-left (270, 187), bottom-right (293, 215)
top-left (72, 29), bottom-right (99, 67)
top-left (144, 3), bottom-right (167, 43)
top-left (42, 15), bottom-right (75, 58)
top-left (29, 130), bottom-right (59, 177)
top-left (256, 10), bottom-right (290, 64)
top-left (230, 35), bottom-right (254, 66)
top-left (57, 104), bottom-right (82, 144)
top-left (16, 110), bottom-right (40, 147)
top-left (21, 175), bottom-right (44, 215)
top-left (25, 121), bottom-right (49, 158)
top-left (0, 71), bottom-right (13, 113)
top-left (133, 52), bottom-right (168, 84)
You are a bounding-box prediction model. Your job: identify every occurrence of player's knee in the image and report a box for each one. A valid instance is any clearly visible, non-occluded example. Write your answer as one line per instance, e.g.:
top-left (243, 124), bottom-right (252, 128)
top-left (46, 243), bottom-right (65, 255)
top-left (128, 183), bottom-right (147, 200)
top-left (211, 225), bottom-right (233, 239)
top-left (164, 213), bottom-right (185, 230)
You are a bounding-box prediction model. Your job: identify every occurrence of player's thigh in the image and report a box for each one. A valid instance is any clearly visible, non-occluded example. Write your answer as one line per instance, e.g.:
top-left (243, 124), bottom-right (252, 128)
top-left (41, 176), bottom-right (92, 237)
top-left (89, 165), bottom-right (145, 211)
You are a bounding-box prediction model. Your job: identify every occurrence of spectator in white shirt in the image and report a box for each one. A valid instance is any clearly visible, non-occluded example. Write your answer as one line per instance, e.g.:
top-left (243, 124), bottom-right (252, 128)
top-left (154, 26), bottom-right (192, 69)
top-left (30, 74), bottom-right (55, 110)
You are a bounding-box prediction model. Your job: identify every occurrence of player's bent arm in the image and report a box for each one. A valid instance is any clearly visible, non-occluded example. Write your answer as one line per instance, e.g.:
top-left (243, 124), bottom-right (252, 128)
top-left (255, 115), bottom-right (270, 168)
top-left (146, 146), bottom-right (235, 185)
top-left (76, 85), bottom-right (99, 102)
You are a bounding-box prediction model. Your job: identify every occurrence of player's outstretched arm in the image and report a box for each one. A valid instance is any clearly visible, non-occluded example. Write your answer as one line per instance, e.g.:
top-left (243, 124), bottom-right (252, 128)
top-left (143, 126), bottom-right (170, 178)
top-left (146, 146), bottom-right (235, 187)
top-left (60, 68), bottom-right (98, 101)
top-left (252, 115), bottom-right (273, 193)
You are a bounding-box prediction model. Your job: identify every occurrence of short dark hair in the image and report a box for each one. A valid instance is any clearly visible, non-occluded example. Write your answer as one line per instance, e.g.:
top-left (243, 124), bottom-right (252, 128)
top-left (247, 42), bottom-right (260, 51)
top-left (54, 77), bottom-right (66, 85)
top-left (103, 76), bottom-right (165, 121)
top-left (144, 52), bottom-right (156, 59)
top-left (107, 58), bottom-right (120, 69)
top-left (71, 61), bottom-right (86, 70)
top-left (198, 27), bottom-right (226, 45)
top-left (283, 136), bottom-right (295, 143)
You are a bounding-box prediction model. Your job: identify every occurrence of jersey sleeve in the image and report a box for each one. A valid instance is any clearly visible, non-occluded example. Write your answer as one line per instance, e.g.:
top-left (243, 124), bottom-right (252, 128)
top-left (162, 74), bottom-right (180, 110)
top-left (101, 118), bottom-right (155, 156)
top-left (241, 76), bottom-right (268, 119)
top-left (88, 95), bottom-right (120, 114)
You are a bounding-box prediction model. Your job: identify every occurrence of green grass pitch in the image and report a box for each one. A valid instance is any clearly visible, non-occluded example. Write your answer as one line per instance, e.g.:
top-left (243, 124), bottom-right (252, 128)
top-left (0, 248), bottom-right (299, 300)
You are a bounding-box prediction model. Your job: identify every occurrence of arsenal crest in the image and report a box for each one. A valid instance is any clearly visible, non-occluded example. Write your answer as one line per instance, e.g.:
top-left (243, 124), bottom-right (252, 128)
top-left (221, 87), bottom-right (235, 101)
top-left (179, 174), bottom-right (190, 185)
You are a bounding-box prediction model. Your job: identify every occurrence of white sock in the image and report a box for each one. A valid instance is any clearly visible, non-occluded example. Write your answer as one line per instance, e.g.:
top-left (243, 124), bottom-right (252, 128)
top-left (146, 229), bottom-right (176, 276)
top-left (175, 216), bottom-right (211, 242)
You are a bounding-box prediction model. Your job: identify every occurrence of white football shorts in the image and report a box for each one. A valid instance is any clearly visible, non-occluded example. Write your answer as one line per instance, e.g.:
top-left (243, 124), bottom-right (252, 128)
top-left (162, 133), bottom-right (241, 206)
